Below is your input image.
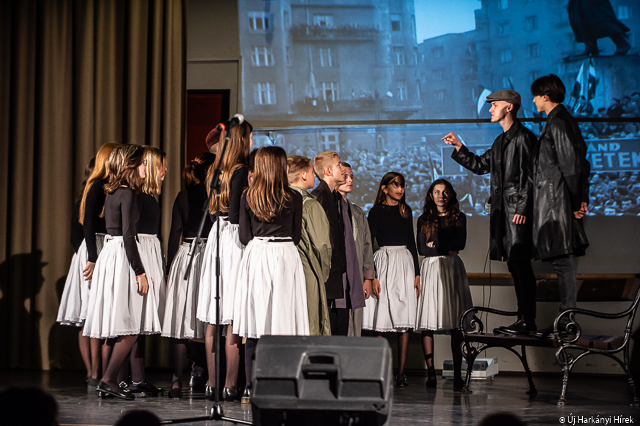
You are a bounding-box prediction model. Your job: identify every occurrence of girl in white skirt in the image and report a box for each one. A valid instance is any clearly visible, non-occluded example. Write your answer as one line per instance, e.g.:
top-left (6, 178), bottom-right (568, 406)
top-left (113, 146), bottom-right (167, 396)
top-left (365, 172), bottom-right (420, 388)
top-left (233, 146), bottom-right (308, 403)
top-left (415, 179), bottom-right (472, 391)
top-left (83, 144), bottom-right (160, 400)
top-left (56, 158), bottom-right (95, 382)
top-left (198, 120), bottom-right (252, 400)
top-left (60, 143), bottom-right (118, 386)
top-left (163, 152), bottom-right (216, 398)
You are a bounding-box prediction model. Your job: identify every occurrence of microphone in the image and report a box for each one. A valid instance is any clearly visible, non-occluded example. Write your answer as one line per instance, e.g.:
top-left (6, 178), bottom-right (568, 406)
top-left (226, 113), bottom-right (245, 129)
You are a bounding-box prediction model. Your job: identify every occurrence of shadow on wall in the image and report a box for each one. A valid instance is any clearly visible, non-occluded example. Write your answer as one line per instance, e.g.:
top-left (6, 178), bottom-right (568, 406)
top-left (0, 251), bottom-right (46, 369)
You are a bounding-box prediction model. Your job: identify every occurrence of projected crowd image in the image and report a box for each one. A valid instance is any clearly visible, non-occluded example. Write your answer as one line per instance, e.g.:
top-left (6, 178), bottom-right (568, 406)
top-left (241, 0), bottom-right (640, 217)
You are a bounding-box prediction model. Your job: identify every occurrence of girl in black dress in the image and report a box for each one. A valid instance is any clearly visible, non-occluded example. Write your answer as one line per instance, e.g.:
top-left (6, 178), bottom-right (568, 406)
top-left (163, 152), bottom-right (216, 398)
top-left (83, 144), bottom-right (157, 400)
top-left (364, 172), bottom-right (420, 388)
top-left (415, 179), bottom-right (472, 391)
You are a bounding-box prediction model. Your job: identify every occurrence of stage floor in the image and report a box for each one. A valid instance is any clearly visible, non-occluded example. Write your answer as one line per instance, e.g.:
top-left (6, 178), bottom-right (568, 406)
top-left (1, 370), bottom-right (638, 425)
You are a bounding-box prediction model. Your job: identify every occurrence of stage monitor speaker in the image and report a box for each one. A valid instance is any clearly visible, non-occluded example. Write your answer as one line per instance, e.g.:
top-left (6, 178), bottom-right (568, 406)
top-left (251, 335), bottom-right (393, 426)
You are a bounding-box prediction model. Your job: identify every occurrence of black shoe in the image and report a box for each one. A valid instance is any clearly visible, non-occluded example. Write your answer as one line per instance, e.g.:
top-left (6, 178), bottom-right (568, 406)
top-left (494, 319), bottom-right (536, 336)
top-left (86, 377), bottom-right (100, 388)
top-left (425, 367), bottom-right (437, 389)
top-left (453, 377), bottom-right (471, 393)
top-left (168, 381), bottom-right (182, 399)
top-left (531, 323), bottom-right (571, 339)
top-left (395, 374), bottom-right (408, 387)
top-left (222, 387), bottom-right (237, 402)
top-left (129, 380), bottom-right (163, 397)
top-left (97, 381), bottom-right (135, 400)
top-left (241, 385), bottom-right (252, 405)
top-left (189, 363), bottom-right (205, 391)
top-left (205, 384), bottom-right (215, 401)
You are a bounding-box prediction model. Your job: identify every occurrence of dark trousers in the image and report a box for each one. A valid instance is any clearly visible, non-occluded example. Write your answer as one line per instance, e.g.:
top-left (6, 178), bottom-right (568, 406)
top-left (507, 260), bottom-right (537, 325)
top-left (328, 305), bottom-right (349, 336)
top-left (550, 255), bottom-right (577, 313)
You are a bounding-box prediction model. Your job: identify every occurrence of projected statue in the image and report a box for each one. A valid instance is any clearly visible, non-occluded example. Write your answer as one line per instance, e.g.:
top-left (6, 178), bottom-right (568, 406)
top-left (568, 0), bottom-right (631, 56)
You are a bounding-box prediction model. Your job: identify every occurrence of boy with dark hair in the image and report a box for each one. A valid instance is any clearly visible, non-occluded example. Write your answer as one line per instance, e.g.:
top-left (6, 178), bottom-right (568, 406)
top-left (530, 74), bottom-right (590, 337)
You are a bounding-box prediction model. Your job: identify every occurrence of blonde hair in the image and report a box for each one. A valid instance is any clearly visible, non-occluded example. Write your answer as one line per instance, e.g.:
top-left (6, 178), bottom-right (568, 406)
top-left (141, 146), bottom-right (166, 196)
top-left (206, 121), bottom-right (252, 214)
top-left (246, 146), bottom-right (292, 222)
top-left (287, 155), bottom-right (312, 184)
top-left (104, 144), bottom-right (144, 194)
top-left (79, 143), bottom-right (119, 224)
top-left (313, 151), bottom-right (339, 179)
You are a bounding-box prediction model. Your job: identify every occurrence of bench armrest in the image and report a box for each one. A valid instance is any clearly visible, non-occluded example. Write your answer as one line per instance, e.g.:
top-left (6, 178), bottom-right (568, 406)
top-left (460, 306), bottom-right (519, 334)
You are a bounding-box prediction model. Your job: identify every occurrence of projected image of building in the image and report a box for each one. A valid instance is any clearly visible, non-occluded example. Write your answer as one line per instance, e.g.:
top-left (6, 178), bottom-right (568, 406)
top-left (418, 0), bottom-right (640, 120)
top-left (239, 0), bottom-right (422, 121)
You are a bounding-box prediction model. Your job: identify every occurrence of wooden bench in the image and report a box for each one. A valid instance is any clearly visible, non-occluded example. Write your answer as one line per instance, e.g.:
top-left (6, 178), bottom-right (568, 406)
top-left (459, 274), bottom-right (640, 406)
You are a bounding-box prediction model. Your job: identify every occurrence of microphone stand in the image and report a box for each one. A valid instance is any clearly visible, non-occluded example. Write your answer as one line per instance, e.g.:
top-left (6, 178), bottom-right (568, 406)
top-left (165, 124), bottom-right (252, 425)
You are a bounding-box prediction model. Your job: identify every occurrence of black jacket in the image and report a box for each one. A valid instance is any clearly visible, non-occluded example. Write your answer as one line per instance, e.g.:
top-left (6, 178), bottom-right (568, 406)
top-left (311, 180), bottom-right (346, 299)
top-left (452, 120), bottom-right (536, 262)
top-left (533, 104), bottom-right (590, 260)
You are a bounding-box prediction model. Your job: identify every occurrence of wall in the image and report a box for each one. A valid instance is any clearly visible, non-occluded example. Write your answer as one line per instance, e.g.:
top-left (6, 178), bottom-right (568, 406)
top-left (187, 0), bottom-right (241, 113)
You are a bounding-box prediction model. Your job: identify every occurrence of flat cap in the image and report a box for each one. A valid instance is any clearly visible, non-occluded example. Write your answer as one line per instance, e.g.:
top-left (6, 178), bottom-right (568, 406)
top-left (486, 89), bottom-right (521, 106)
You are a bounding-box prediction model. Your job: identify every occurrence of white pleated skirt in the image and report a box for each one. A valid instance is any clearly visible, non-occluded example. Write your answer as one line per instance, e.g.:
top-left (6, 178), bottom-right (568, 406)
top-left (363, 246), bottom-right (417, 332)
top-left (83, 236), bottom-right (162, 338)
top-left (162, 239), bottom-right (207, 339)
top-left (198, 218), bottom-right (244, 325)
top-left (232, 238), bottom-right (309, 339)
top-left (415, 255), bottom-right (473, 332)
top-left (137, 233), bottom-right (166, 326)
top-left (57, 234), bottom-right (106, 327)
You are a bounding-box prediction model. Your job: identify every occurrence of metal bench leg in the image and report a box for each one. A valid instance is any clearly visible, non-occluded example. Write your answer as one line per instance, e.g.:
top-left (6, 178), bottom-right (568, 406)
top-left (555, 347), bottom-right (570, 406)
top-left (462, 340), bottom-right (477, 389)
top-left (520, 345), bottom-right (537, 395)
top-left (624, 346), bottom-right (640, 407)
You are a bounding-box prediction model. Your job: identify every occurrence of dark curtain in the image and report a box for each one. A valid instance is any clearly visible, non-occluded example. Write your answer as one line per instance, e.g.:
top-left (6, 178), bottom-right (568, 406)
top-left (0, 0), bottom-right (185, 370)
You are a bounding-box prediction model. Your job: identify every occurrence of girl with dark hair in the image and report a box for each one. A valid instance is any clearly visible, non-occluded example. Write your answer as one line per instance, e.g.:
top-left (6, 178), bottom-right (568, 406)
top-left (198, 121), bottom-right (252, 401)
top-left (162, 152), bottom-right (216, 398)
top-left (364, 172), bottom-right (420, 388)
top-left (57, 157), bottom-right (95, 385)
top-left (116, 146), bottom-right (166, 396)
top-left (415, 179), bottom-right (472, 391)
top-left (83, 144), bottom-right (160, 400)
top-left (233, 146), bottom-right (308, 403)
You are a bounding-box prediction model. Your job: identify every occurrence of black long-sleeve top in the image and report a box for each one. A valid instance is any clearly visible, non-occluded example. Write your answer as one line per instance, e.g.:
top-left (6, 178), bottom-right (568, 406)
top-left (70, 199), bottom-right (84, 253)
top-left (226, 166), bottom-right (249, 224)
top-left (105, 187), bottom-right (145, 276)
top-left (239, 189), bottom-right (303, 247)
top-left (137, 193), bottom-right (161, 235)
top-left (166, 183), bottom-right (213, 274)
top-left (83, 178), bottom-right (108, 262)
top-left (416, 214), bottom-right (467, 257)
top-left (367, 204), bottom-right (420, 277)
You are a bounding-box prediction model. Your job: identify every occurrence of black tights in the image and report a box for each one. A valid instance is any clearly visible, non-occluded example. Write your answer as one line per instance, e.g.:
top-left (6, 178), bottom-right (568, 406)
top-left (421, 330), bottom-right (464, 379)
top-left (172, 339), bottom-right (188, 388)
